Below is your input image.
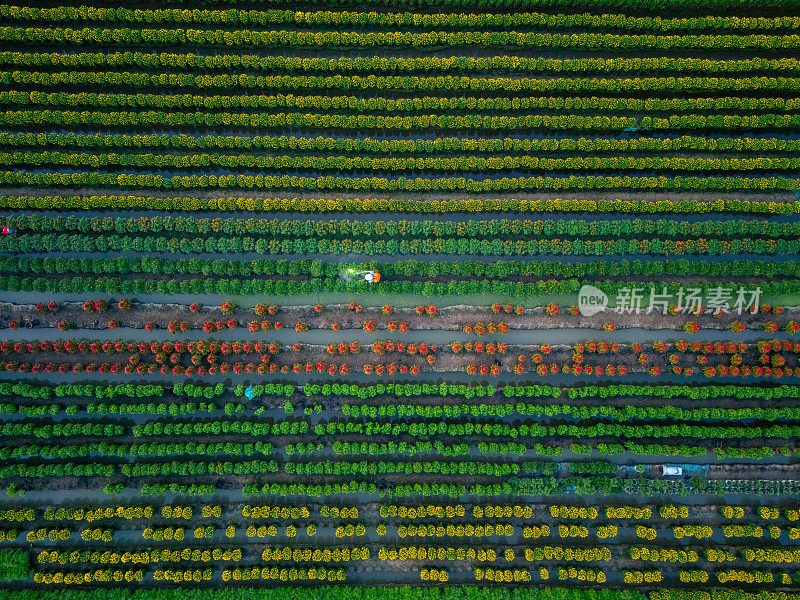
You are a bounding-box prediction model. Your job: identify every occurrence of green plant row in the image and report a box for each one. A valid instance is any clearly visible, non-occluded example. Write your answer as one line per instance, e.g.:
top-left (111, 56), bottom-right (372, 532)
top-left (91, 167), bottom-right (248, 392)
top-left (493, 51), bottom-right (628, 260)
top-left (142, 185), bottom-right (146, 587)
top-left (2, 27), bottom-right (798, 51)
top-left (560, 383), bottom-right (800, 401)
top-left (343, 400), bottom-right (800, 423)
top-left (9, 110), bottom-right (800, 134)
top-left (121, 459), bottom-right (279, 478)
top-left (4, 131), bottom-right (800, 155)
top-left (284, 459), bottom-right (520, 477)
top-left (331, 440), bottom-right (523, 457)
top-left (7, 51), bottom-right (800, 75)
top-left (13, 380), bottom-right (784, 404)
top-left (169, 0), bottom-right (800, 7)
top-left (0, 461), bottom-right (114, 479)
top-left (0, 420), bottom-right (124, 439)
top-left (9, 70), bottom-right (800, 94)
top-left (4, 170), bottom-right (800, 192)
top-left (8, 214), bottom-right (797, 239)
top-left (14, 379), bottom-right (787, 404)
top-left (332, 439), bottom-right (784, 460)
top-left (301, 381), bottom-right (499, 400)
top-left (317, 416), bottom-right (800, 441)
top-left (6, 150), bottom-right (800, 173)
top-left (4, 90), bottom-right (796, 114)
top-left (5, 232), bottom-right (796, 257)
top-left (3, 441), bottom-right (273, 461)
top-left (3, 6), bottom-right (799, 33)
top-left (3, 256), bottom-right (798, 284)
top-left (1, 195), bottom-right (793, 215)
top-left (311, 381), bottom-right (800, 402)
top-left (0, 274), bottom-right (786, 299)
top-left (2, 256), bottom-right (799, 288)
top-left (130, 410), bottom-right (800, 447)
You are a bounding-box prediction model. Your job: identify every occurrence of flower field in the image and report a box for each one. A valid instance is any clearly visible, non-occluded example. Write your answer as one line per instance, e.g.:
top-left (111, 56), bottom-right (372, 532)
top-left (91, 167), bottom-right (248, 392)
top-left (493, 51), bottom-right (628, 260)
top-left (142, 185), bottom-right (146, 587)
top-left (1, 0), bottom-right (800, 599)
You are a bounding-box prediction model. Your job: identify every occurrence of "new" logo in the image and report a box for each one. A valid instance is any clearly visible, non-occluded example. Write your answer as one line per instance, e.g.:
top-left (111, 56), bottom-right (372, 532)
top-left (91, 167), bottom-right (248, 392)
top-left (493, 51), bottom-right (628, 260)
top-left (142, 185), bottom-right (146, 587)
top-left (578, 285), bottom-right (608, 316)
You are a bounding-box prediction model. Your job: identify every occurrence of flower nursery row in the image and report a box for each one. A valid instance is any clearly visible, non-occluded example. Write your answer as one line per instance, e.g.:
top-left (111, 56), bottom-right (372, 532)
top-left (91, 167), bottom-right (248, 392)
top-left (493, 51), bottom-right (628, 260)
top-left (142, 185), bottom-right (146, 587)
top-left (5, 131), bottom-right (800, 156)
top-left (6, 109), bottom-right (800, 135)
top-left (5, 90), bottom-right (799, 115)
top-left (7, 51), bottom-right (800, 75)
top-left (0, 194), bottom-right (792, 215)
top-left (8, 214), bottom-right (793, 238)
top-left (5, 26), bottom-right (800, 51)
top-left (10, 69), bottom-right (800, 98)
top-left (9, 150), bottom-right (800, 174)
top-left (4, 7), bottom-right (799, 33)
top-left (5, 171), bottom-right (799, 192)
top-left (6, 232), bottom-right (797, 257)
